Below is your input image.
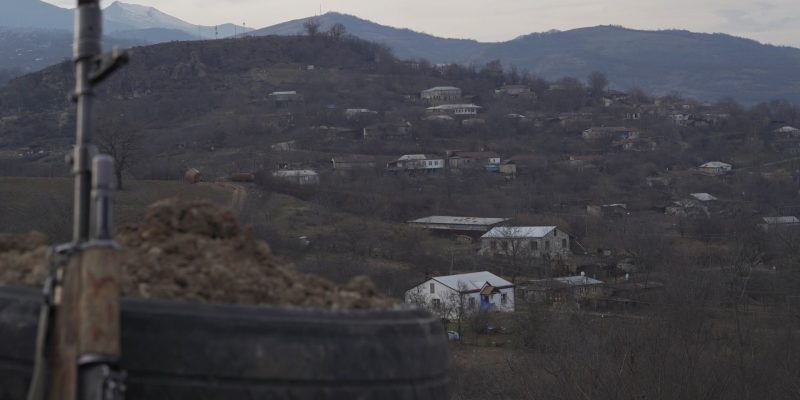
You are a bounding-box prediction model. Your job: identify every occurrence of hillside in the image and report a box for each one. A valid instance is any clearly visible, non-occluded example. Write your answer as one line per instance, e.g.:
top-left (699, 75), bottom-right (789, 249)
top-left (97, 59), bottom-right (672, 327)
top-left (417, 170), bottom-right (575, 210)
top-left (473, 27), bottom-right (800, 104)
top-left (0, 29), bottom-right (144, 79)
top-left (254, 13), bottom-right (800, 104)
top-left (0, 0), bottom-right (250, 78)
top-left (251, 12), bottom-right (488, 64)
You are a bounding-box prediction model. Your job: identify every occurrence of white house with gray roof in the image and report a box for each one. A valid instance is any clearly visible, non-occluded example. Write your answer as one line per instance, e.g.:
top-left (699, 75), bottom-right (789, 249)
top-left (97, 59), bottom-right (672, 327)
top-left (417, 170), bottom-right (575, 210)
top-left (405, 271), bottom-right (514, 318)
top-left (421, 86), bottom-right (462, 104)
top-left (481, 226), bottom-right (570, 259)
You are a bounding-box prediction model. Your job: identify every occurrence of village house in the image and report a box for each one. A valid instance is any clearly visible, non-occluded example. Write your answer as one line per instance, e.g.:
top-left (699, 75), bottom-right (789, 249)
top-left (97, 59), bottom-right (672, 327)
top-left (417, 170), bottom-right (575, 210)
top-left (495, 85), bottom-right (531, 97)
top-left (405, 271), bottom-right (515, 318)
top-left (331, 155), bottom-right (377, 170)
top-left (270, 140), bottom-right (297, 151)
top-left (670, 111), bottom-right (693, 126)
top-left (427, 104), bottom-right (482, 116)
top-left (345, 108), bottom-right (378, 118)
top-left (272, 169), bottom-right (319, 185)
top-left (386, 154), bottom-right (445, 173)
top-left (481, 226), bottom-right (570, 259)
top-left (698, 161), bottom-right (733, 176)
top-left (601, 90), bottom-right (630, 107)
top-left (407, 216), bottom-right (510, 236)
top-left (586, 204), bottom-right (628, 219)
top-left (690, 193), bottom-right (717, 202)
top-left (447, 151), bottom-right (501, 169)
top-left (518, 274), bottom-right (604, 305)
top-left (582, 126), bottom-right (640, 140)
top-left (268, 90), bottom-right (302, 104)
top-left (774, 126), bottom-right (800, 136)
top-left (362, 121), bottom-right (412, 141)
top-left (625, 111), bottom-right (641, 120)
top-left (566, 155), bottom-right (603, 170)
top-left (420, 86), bottom-right (462, 104)
top-left (759, 216), bottom-right (800, 231)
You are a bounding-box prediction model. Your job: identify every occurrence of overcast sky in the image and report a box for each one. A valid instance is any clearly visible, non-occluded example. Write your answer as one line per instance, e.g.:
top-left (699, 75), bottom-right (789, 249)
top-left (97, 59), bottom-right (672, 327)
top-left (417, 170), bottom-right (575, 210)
top-left (42, 0), bottom-right (800, 47)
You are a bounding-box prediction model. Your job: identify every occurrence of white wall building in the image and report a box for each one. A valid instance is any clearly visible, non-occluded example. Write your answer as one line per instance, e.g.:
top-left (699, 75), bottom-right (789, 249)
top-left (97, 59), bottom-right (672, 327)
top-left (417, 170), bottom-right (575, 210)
top-left (386, 154), bottom-right (445, 172)
top-left (405, 271), bottom-right (515, 319)
top-left (421, 86), bottom-right (462, 104)
top-left (272, 169), bottom-right (319, 185)
top-left (698, 161), bottom-right (732, 176)
top-left (481, 226), bottom-right (570, 259)
top-left (426, 104), bottom-right (481, 116)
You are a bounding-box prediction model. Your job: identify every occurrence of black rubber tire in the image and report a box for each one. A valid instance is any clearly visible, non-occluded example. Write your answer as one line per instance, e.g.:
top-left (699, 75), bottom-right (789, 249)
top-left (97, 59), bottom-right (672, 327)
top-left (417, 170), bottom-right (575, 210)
top-left (0, 286), bottom-right (449, 400)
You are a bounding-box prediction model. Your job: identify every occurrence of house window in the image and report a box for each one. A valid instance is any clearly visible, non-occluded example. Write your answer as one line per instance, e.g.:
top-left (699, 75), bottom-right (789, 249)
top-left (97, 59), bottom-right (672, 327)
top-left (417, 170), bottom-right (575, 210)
top-left (501, 293), bottom-right (507, 305)
top-left (491, 241), bottom-right (497, 251)
top-left (562, 239), bottom-right (567, 248)
top-left (545, 240), bottom-right (551, 250)
top-left (468, 297), bottom-right (476, 309)
top-left (430, 283), bottom-right (435, 294)
top-left (501, 241), bottom-right (509, 251)
top-left (532, 241), bottom-right (539, 250)
top-left (431, 299), bottom-right (441, 310)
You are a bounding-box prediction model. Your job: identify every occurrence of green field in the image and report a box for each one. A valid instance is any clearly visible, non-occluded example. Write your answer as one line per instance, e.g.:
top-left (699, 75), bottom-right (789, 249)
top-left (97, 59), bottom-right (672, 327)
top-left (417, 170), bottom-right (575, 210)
top-left (0, 177), bottom-right (234, 242)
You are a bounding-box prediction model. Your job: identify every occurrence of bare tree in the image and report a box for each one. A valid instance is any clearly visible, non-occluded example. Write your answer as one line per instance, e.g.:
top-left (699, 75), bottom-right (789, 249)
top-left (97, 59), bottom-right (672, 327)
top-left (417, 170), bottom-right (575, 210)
top-left (328, 23), bottom-right (346, 40)
top-left (95, 128), bottom-right (140, 190)
top-left (303, 18), bottom-right (322, 37)
top-left (588, 71), bottom-right (609, 99)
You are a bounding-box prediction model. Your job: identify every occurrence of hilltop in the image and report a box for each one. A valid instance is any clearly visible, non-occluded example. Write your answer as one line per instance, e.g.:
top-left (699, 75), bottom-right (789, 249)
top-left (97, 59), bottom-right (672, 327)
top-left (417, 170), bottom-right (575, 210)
top-left (254, 13), bottom-right (800, 104)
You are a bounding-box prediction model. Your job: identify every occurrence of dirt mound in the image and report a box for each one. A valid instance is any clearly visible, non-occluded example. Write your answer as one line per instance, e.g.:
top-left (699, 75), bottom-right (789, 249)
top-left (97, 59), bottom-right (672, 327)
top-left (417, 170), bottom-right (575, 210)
top-left (0, 199), bottom-right (394, 310)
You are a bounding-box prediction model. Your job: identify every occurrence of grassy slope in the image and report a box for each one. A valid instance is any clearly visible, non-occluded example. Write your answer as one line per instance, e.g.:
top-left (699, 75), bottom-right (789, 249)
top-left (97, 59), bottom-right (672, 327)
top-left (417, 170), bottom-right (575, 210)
top-left (0, 177), bottom-right (233, 241)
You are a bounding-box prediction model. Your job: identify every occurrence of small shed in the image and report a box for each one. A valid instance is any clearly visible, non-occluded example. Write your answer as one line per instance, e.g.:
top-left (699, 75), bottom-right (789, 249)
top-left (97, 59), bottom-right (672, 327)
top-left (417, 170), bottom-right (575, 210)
top-left (184, 168), bottom-right (202, 184)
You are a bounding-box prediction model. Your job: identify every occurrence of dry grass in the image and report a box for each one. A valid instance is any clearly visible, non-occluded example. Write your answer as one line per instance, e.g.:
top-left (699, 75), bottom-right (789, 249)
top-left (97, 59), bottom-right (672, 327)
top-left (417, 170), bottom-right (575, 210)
top-left (0, 177), bottom-right (233, 242)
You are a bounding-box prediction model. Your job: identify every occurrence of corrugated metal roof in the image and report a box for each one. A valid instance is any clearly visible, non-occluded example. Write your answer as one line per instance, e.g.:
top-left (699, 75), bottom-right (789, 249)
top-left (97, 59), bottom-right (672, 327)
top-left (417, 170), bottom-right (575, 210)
top-left (427, 104), bottom-right (481, 110)
top-left (774, 126), bottom-right (800, 133)
top-left (700, 161), bottom-right (732, 168)
top-left (690, 193), bottom-right (717, 201)
top-left (422, 86), bottom-right (461, 92)
top-left (273, 170), bottom-right (318, 177)
top-left (553, 276), bottom-right (603, 286)
top-left (482, 226), bottom-right (556, 239)
top-left (763, 216), bottom-right (800, 224)
top-left (432, 271), bottom-right (513, 291)
top-left (525, 276), bottom-right (604, 289)
top-left (408, 216), bottom-right (509, 226)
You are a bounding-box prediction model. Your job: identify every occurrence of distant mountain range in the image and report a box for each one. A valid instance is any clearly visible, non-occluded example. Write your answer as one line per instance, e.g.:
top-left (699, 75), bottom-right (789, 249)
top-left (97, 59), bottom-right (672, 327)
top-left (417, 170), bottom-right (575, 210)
top-left (2, 2), bottom-right (799, 104)
top-left (0, 0), bottom-right (250, 39)
top-left (252, 13), bottom-right (800, 104)
top-left (0, 0), bottom-right (250, 79)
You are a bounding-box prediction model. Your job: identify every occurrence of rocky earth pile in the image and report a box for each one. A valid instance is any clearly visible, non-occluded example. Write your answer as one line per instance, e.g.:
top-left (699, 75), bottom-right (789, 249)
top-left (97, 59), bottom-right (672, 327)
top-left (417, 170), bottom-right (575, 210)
top-left (0, 199), bottom-right (393, 310)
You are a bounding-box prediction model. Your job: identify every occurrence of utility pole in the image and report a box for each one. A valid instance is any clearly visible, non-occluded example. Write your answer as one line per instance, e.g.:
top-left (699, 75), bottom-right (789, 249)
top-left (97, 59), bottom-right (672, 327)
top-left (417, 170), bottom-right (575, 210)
top-left (27, 1), bottom-right (128, 399)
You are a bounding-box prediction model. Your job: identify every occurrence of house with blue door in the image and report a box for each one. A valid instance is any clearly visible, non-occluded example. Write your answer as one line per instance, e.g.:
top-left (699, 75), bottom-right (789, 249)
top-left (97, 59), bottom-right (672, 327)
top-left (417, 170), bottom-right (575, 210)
top-left (404, 271), bottom-right (515, 319)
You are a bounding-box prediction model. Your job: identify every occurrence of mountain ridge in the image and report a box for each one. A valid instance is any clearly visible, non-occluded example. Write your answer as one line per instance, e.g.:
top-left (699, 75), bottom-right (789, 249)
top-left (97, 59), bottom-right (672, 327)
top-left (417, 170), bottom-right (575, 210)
top-left (251, 12), bottom-right (800, 104)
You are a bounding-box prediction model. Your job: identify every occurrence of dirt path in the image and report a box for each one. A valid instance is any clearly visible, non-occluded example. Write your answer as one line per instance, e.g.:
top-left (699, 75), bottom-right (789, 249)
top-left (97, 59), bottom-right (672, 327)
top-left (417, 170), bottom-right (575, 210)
top-left (201, 182), bottom-right (248, 213)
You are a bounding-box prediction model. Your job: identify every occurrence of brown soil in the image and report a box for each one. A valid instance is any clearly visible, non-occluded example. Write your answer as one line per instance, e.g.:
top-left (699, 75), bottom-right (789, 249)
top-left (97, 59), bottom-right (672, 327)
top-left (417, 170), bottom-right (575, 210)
top-left (0, 198), bottom-right (394, 310)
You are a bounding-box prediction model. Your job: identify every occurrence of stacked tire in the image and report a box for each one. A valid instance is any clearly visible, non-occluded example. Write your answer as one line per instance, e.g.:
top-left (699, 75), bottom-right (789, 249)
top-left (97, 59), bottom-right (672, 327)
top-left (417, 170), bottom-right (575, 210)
top-left (0, 286), bottom-right (449, 400)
